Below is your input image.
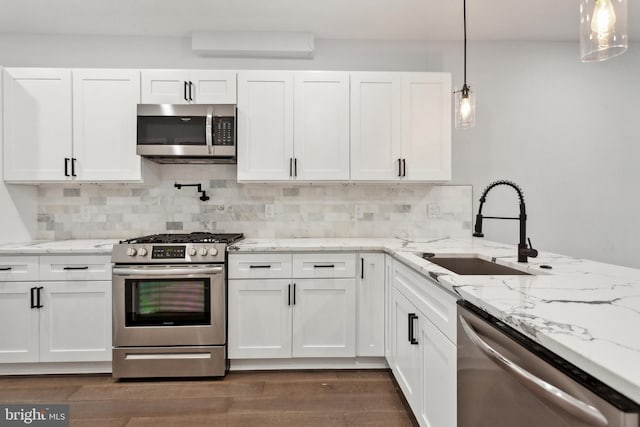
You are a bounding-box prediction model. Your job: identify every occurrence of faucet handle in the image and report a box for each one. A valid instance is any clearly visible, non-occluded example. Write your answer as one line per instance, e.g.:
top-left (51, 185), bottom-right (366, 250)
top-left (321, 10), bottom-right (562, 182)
top-left (527, 238), bottom-right (539, 258)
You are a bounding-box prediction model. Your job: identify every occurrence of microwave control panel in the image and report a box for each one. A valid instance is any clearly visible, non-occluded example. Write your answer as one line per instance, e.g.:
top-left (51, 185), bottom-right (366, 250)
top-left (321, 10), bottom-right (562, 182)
top-left (213, 117), bottom-right (235, 146)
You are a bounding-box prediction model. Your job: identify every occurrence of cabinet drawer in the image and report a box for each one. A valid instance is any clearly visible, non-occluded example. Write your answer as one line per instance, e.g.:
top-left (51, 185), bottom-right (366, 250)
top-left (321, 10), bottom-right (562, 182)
top-left (292, 253), bottom-right (356, 278)
top-left (393, 261), bottom-right (458, 344)
top-left (0, 256), bottom-right (39, 281)
top-left (228, 254), bottom-right (292, 279)
top-left (39, 255), bottom-right (112, 281)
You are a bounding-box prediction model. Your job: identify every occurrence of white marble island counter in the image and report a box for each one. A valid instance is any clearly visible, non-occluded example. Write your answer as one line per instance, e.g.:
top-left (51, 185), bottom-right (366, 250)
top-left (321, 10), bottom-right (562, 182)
top-left (231, 237), bottom-right (640, 405)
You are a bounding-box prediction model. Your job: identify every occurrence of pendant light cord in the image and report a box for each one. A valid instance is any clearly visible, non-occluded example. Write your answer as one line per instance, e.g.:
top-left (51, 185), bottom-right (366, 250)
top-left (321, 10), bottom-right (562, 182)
top-left (463, 0), bottom-right (467, 87)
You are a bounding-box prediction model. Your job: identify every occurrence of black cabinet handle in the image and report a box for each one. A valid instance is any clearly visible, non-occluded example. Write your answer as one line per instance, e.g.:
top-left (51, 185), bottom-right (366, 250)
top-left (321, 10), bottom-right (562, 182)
top-left (294, 158), bottom-right (297, 177)
top-left (36, 286), bottom-right (43, 309)
top-left (184, 81), bottom-right (188, 101)
top-left (402, 159), bottom-right (406, 177)
top-left (64, 158), bottom-right (70, 177)
top-left (249, 265), bottom-right (271, 269)
top-left (30, 287), bottom-right (37, 309)
top-left (289, 158), bottom-right (293, 177)
top-left (189, 81), bottom-right (194, 101)
top-left (0, 267), bottom-right (12, 271)
top-left (293, 283), bottom-right (296, 305)
top-left (313, 264), bottom-right (335, 268)
top-left (361, 258), bottom-right (364, 279)
top-left (398, 158), bottom-right (402, 177)
top-left (63, 266), bottom-right (89, 270)
top-left (71, 158), bottom-right (77, 177)
top-left (288, 284), bottom-right (291, 306)
top-left (408, 313), bottom-right (418, 345)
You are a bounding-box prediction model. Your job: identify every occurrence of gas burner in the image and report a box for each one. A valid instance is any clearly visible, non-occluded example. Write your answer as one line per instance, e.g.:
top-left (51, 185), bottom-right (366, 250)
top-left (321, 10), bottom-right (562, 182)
top-left (121, 232), bottom-right (244, 245)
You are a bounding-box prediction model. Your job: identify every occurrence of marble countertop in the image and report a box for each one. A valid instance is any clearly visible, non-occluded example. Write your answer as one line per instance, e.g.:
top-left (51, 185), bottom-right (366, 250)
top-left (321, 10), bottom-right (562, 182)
top-left (231, 237), bottom-right (640, 404)
top-left (0, 239), bottom-right (119, 254)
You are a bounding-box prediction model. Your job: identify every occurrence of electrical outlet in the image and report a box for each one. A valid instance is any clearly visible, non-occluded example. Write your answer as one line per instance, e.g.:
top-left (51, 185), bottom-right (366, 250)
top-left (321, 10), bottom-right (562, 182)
top-left (427, 203), bottom-right (441, 218)
top-left (354, 205), bottom-right (364, 219)
top-left (265, 204), bottom-right (275, 219)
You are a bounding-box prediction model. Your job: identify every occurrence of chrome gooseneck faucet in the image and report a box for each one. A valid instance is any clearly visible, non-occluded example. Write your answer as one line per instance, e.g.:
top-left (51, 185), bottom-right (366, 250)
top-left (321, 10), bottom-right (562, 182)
top-left (473, 180), bottom-right (538, 263)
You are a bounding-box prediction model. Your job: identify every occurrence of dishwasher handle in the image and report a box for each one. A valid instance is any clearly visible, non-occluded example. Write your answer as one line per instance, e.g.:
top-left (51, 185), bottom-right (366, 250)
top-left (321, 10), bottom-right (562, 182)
top-left (459, 316), bottom-right (608, 427)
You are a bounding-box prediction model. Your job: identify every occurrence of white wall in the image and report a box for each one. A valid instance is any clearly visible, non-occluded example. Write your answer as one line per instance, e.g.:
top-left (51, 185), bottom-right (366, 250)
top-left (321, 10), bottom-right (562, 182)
top-left (0, 34), bottom-right (638, 267)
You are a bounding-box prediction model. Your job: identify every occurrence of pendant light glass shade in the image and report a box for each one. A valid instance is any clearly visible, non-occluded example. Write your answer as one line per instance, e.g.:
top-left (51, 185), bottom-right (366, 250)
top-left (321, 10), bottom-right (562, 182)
top-left (455, 85), bottom-right (476, 129)
top-left (580, 0), bottom-right (628, 62)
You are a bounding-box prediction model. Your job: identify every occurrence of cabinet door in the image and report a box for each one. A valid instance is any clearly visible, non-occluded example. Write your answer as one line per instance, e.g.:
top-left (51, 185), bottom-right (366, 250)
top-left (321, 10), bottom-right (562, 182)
top-left (3, 68), bottom-right (72, 181)
top-left (419, 317), bottom-right (457, 427)
top-left (189, 70), bottom-right (237, 104)
top-left (391, 288), bottom-right (422, 415)
top-left (384, 255), bottom-right (394, 364)
top-left (401, 73), bottom-right (451, 181)
top-left (237, 71), bottom-right (294, 181)
top-left (356, 253), bottom-right (385, 357)
top-left (72, 69), bottom-right (142, 181)
top-left (292, 278), bottom-right (356, 358)
top-left (38, 281), bottom-right (112, 362)
top-left (294, 72), bottom-right (350, 180)
top-left (141, 70), bottom-right (190, 104)
top-left (0, 282), bottom-right (39, 363)
top-left (350, 72), bottom-right (402, 181)
top-left (228, 279), bottom-right (292, 359)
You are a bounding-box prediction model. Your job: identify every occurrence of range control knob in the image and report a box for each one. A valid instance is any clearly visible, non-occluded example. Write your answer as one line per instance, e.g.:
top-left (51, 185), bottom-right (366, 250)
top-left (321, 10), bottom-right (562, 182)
top-left (138, 248), bottom-right (148, 256)
top-left (189, 248), bottom-right (198, 257)
top-left (200, 248), bottom-right (208, 256)
top-left (126, 248), bottom-right (137, 257)
top-left (209, 248), bottom-right (219, 256)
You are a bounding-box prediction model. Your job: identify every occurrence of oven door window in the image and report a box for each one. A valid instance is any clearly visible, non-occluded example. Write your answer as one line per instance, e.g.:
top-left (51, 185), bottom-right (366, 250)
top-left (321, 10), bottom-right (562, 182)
top-left (137, 116), bottom-right (206, 146)
top-left (125, 278), bottom-right (211, 326)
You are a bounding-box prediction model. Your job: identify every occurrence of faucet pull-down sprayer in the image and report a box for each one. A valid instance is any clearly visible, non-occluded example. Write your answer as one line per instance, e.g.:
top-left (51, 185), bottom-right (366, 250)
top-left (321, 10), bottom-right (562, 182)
top-left (473, 180), bottom-right (538, 263)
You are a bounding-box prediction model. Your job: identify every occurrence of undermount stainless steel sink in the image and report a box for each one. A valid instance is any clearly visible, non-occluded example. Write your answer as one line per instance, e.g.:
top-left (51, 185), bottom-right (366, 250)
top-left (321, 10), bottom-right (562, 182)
top-left (417, 254), bottom-right (533, 276)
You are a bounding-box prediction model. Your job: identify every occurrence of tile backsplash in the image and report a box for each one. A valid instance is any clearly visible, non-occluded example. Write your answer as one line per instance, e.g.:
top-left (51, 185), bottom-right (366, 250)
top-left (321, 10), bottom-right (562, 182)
top-left (37, 165), bottom-right (472, 240)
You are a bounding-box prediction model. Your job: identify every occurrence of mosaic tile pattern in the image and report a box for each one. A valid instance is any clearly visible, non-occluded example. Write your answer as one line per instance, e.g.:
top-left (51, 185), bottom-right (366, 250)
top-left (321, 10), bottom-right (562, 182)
top-left (37, 164), bottom-right (472, 240)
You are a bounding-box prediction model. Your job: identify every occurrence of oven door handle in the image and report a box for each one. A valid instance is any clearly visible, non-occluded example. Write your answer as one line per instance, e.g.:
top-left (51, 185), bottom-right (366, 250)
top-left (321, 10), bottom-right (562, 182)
top-left (459, 316), bottom-right (608, 427)
top-left (112, 266), bottom-right (223, 276)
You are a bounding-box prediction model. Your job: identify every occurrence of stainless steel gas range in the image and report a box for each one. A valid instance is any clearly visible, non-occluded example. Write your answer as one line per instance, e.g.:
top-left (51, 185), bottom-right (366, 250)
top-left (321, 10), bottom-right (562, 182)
top-left (111, 232), bottom-right (243, 379)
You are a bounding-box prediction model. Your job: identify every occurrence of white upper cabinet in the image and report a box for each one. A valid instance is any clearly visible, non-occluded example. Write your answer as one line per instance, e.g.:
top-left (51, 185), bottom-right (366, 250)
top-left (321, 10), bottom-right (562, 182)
top-left (401, 73), bottom-right (451, 181)
top-left (350, 73), bottom-right (402, 181)
top-left (3, 68), bottom-right (73, 181)
top-left (237, 71), bottom-right (350, 182)
top-left (72, 69), bottom-right (142, 181)
top-left (3, 68), bottom-right (152, 183)
top-left (237, 71), bottom-right (294, 181)
top-left (351, 72), bottom-right (451, 182)
top-left (141, 70), bottom-right (236, 104)
top-left (294, 72), bottom-right (350, 180)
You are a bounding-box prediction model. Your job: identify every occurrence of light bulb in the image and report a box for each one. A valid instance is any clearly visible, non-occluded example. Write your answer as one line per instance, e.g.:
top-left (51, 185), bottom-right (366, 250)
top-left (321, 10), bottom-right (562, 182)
top-left (459, 96), bottom-right (472, 122)
top-left (591, 0), bottom-right (616, 38)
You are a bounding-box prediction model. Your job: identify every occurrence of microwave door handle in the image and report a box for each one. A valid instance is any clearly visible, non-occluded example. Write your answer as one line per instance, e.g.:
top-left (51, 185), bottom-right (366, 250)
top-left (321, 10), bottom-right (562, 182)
top-left (112, 266), bottom-right (223, 276)
top-left (206, 106), bottom-right (213, 154)
top-left (459, 316), bottom-right (608, 427)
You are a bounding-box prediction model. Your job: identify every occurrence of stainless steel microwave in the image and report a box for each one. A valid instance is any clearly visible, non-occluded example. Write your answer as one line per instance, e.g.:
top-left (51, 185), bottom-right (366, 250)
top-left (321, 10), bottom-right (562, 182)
top-left (136, 104), bottom-right (236, 164)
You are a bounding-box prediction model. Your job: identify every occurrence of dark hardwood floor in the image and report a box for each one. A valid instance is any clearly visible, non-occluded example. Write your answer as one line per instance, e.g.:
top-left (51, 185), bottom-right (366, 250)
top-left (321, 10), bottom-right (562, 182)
top-left (0, 370), bottom-right (417, 426)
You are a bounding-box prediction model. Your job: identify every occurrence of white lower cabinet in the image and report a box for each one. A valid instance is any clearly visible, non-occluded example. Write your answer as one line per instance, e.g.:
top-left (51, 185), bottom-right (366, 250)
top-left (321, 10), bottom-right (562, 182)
top-left (357, 253), bottom-right (385, 357)
top-left (391, 260), bottom-right (457, 427)
top-left (292, 278), bottom-right (355, 357)
top-left (0, 282), bottom-right (39, 363)
top-left (228, 253), bottom-right (357, 359)
top-left (38, 281), bottom-right (112, 362)
top-left (228, 279), bottom-right (292, 359)
top-left (0, 255), bottom-right (112, 366)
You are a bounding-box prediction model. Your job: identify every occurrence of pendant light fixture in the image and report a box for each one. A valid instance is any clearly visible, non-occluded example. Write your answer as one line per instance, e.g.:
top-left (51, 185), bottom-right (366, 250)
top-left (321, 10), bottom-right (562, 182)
top-left (580, 0), bottom-right (628, 62)
top-left (454, 0), bottom-right (475, 129)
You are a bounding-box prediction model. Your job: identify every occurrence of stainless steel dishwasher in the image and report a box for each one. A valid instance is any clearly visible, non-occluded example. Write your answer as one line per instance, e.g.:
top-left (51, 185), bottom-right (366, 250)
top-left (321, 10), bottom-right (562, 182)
top-left (457, 301), bottom-right (640, 427)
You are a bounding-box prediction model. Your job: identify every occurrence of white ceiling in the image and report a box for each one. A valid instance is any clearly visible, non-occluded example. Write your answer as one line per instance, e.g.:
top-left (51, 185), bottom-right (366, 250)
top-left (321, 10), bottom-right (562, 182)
top-left (0, 0), bottom-right (637, 42)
